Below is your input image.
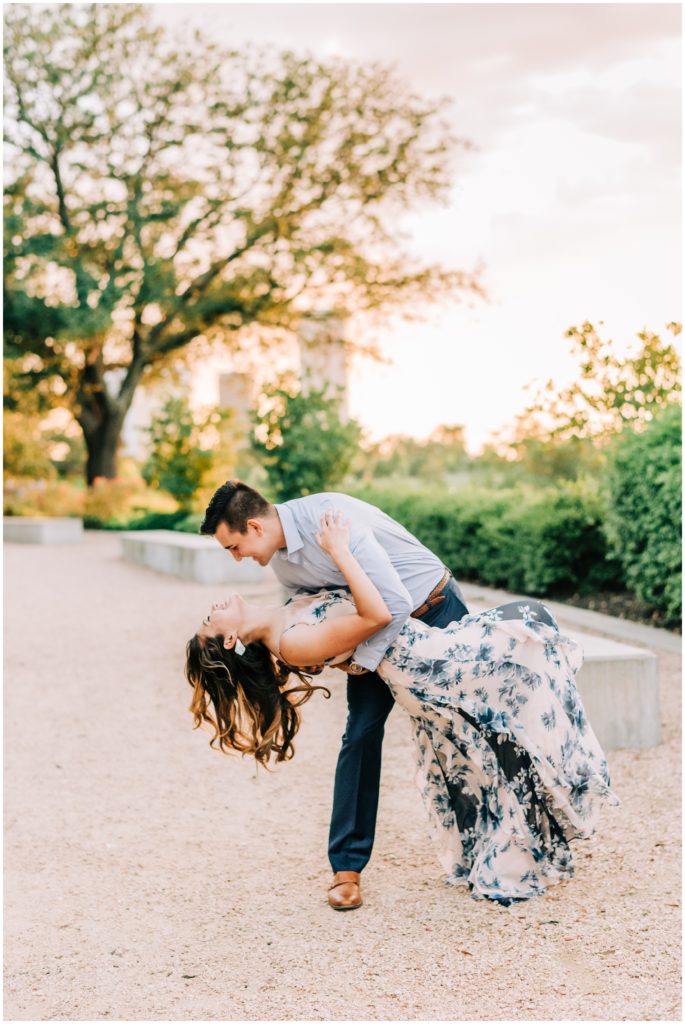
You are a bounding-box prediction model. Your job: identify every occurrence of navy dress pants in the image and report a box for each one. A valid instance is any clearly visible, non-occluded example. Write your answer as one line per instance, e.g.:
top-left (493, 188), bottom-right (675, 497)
top-left (328, 577), bottom-right (469, 873)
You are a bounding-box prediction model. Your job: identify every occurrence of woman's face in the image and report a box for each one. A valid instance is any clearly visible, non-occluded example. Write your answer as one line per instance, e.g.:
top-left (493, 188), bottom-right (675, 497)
top-left (198, 594), bottom-right (243, 647)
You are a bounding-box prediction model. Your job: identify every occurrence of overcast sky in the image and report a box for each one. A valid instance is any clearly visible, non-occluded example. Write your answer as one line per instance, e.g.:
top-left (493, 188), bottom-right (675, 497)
top-left (154, 2), bottom-right (681, 451)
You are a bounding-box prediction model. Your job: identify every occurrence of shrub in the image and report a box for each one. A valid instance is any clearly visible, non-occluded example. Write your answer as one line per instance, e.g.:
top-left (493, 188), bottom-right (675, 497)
top-left (71, 475), bottom-right (186, 530)
top-left (142, 396), bottom-right (216, 510)
top-left (173, 512), bottom-right (204, 534)
top-left (252, 376), bottom-right (362, 501)
top-left (603, 405), bottom-right (682, 625)
top-left (514, 487), bottom-right (623, 594)
top-left (3, 410), bottom-right (58, 482)
top-left (120, 510), bottom-right (189, 531)
top-left (83, 478), bottom-right (141, 527)
top-left (348, 483), bottom-right (624, 598)
top-left (3, 479), bottom-right (84, 517)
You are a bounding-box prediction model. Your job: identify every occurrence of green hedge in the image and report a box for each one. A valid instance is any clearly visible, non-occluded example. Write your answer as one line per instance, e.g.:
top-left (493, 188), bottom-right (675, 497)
top-left (83, 508), bottom-right (204, 532)
top-left (603, 405), bottom-right (682, 626)
top-left (173, 512), bottom-right (204, 533)
top-left (83, 510), bottom-right (189, 531)
top-left (348, 484), bottom-right (624, 598)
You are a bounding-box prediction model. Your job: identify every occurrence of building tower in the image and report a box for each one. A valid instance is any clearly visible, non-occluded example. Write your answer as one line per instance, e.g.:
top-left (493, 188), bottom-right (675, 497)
top-left (217, 372), bottom-right (254, 450)
top-left (297, 317), bottom-right (350, 418)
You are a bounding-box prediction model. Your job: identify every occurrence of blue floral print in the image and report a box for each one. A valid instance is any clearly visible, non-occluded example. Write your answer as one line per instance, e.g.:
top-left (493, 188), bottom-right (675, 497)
top-left (292, 590), bottom-right (619, 905)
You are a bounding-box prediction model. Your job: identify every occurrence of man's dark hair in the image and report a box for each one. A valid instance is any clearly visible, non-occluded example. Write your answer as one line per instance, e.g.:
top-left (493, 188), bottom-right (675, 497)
top-left (200, 480), bottom-right (274, 536)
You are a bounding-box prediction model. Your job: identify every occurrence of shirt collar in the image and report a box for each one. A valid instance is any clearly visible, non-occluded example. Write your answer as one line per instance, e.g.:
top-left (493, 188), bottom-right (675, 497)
top-left (274, 503), bottom-right (304, 559)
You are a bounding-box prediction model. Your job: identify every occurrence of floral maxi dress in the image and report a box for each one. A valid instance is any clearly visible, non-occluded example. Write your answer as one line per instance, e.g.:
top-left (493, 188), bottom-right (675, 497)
top-left (303, 590), bottom-right (619, 905)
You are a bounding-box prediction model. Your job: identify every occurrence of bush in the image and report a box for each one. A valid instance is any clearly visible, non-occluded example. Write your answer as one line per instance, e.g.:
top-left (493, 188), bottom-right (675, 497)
top-left (3, 410), bottom-right (58, 482)
top-left (514, 488), bottom-right (623, 594)
top-left (348, 483), bottom-right (624, 598)
top-left (603, 405), bottom-right (682, 625)
top-left (252, 376), bottom-right (362, 501)
top-left (83, 478), bottom-right (142, 528)
top-left (142, 396), bottom-right (215, 510)
top-left (120, 510), bottom-right (189, 531)
top-left (173, 512), bottom-right (204, 534)
top-left (3, 479), bottom-right (84, 517)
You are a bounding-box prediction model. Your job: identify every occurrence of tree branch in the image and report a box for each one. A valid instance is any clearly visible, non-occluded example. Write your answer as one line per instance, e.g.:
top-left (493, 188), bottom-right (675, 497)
top-left (144, 221), bottom-right (276, 353)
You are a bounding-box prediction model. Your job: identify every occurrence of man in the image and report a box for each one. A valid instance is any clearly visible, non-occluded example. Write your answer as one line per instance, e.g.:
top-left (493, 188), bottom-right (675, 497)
top-left (201, 480), bottom-right (468, 910)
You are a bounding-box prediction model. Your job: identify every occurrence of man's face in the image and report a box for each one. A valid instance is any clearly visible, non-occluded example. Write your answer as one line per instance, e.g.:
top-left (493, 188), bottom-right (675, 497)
top-left (214, 519), bottom-right (277, 566)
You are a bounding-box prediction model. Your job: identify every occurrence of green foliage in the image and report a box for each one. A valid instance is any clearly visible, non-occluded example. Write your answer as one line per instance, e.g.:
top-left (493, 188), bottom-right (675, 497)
top-left (83, 478), bottom-right (141, 526)
top-left (117, 510), bottom-right (189, 531)
top-left (3, 464), bottom-right (196, 526)
top-left (4, 479), bottom-right (84, 517)
top-left (348, 483), bottom-right (624, 598)
top-left (198, 406), bottom-right (266, 498)
top-left (603, 405), bottom-right (682, 625)
top-left (82, 484), bottom-right (180, 528)
top-left (513, 488), bottom-right (622, 594)
top-left (3, 409), bottom-right (57, 482)
top-left (507, 321), bottom-right (681, 447)
top-left (3, 358), bottom-right (57, 481)
top-left (4, 357), bottom-right (87, 482)
top-left (172, 512), bottom-right (204, 534)
top-left (4, 2), bottom-right (479, 482)
top-left (354, 425), bottom-right (469, 483)
top-left (46, 430), bottom-right (86, 480)
top-left (141, 397), bottom-right (215, 509)
top-left (502, 436), bottom-right (604, 483)
top-left (252, 376), bottom-right (363, 501)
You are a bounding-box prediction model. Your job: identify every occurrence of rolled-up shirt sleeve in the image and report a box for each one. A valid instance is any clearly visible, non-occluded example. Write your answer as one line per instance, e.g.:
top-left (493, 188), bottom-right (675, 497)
top-left (346, 523), bottom-right (414, 671)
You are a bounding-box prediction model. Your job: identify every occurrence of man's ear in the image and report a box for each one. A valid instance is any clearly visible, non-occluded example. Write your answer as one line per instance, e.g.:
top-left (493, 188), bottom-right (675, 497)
top-left (246, 517), bottom-right (264, 536)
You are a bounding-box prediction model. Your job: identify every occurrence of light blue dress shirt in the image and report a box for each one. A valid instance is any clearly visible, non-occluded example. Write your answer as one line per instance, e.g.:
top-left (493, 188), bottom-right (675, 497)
top-left (270, 492), bottom-right (458, 671)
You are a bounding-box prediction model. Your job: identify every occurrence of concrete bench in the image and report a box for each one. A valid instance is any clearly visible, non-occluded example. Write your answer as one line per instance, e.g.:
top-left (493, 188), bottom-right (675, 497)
top-left (120, 530), bottom-right (271, 585)
top-left (571, 630), bottom-right (660, 750)
top-left (4, 516), bottom-right (84, 544)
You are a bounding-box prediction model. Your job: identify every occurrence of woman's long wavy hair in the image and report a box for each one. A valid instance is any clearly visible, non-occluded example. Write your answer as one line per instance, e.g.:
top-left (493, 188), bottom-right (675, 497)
top-left (185, 634), bottom-right (331, 768)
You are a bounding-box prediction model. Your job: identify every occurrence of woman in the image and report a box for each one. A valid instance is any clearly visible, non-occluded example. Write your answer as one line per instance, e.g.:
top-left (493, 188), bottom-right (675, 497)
top-left (186, 510), bottom-right (618, 905)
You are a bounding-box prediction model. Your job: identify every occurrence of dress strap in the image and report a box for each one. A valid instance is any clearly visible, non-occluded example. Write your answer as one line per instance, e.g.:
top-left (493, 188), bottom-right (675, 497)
top-left (276, 623), bottom-right (299, 667)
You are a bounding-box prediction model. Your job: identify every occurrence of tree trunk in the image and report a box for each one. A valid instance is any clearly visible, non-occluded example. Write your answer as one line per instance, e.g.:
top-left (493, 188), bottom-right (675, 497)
top-left (77, 356), bottom-right (145, 486)
top-left (78, 403), bottom-right (129, 485)
top-left (83, 423), bottom-right (120, 484)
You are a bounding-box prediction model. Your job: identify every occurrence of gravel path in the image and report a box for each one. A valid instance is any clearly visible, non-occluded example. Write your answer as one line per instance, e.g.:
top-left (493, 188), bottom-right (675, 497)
top-left (4, 533), bottom-right (681, 1021)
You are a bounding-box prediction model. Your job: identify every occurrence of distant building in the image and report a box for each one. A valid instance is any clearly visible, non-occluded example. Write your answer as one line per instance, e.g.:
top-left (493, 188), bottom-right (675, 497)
top-left (298, 317), bottom-right (350, 418)
top-left (119, 391), bottom-right (161, 460)
top-left (118, 367), bottom-right (191, 460)
top-left (217, 372), bottom-right (254, 448)
top-left (120, 317), bottom-right (351, 460)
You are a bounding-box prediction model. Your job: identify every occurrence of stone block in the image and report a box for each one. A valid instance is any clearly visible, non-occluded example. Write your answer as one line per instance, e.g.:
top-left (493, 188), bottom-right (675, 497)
top-left (120, 530), bottom-right (270, 585)
top-left (4, 517), bottom-right (84, 544)
top-left (573, 631), bottom-right (660, 750)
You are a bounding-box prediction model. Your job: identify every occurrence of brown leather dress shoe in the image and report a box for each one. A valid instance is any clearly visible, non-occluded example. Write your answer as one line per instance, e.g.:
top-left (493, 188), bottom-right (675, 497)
top-left (327, 870), bottom-right (362, 911)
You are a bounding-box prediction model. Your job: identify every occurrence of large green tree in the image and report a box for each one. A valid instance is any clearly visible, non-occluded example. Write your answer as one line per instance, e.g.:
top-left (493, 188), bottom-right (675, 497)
top-left (4, 3), bottom-right (480, 484)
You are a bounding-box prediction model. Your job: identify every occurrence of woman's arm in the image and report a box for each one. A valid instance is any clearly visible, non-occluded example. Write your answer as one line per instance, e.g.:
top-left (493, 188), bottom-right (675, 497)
top-left (278, 511), bottom-right (392, 667)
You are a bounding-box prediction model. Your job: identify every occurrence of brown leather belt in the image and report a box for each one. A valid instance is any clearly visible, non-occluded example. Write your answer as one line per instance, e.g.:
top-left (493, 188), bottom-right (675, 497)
top-left (412, 568), bottom-right (451, 619)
